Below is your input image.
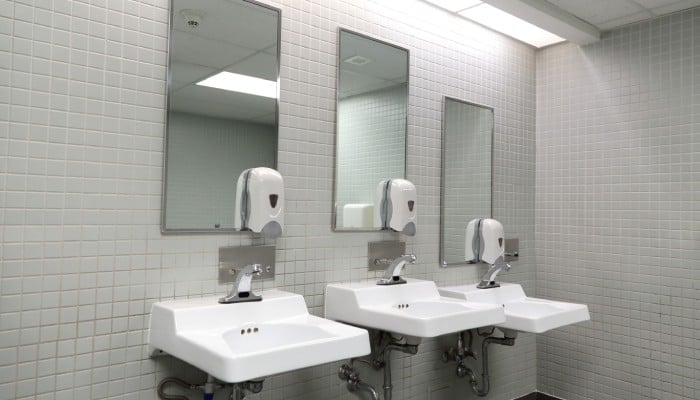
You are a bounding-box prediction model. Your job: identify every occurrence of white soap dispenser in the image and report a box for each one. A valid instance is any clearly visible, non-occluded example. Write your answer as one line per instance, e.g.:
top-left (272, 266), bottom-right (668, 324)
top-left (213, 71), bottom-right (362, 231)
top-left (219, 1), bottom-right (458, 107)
top-left (464, 218), bottom-right (505, 264)
top-left (374, 178), bottom-right (417, 236)
top-left (234, 167), bottom-right (284, 239)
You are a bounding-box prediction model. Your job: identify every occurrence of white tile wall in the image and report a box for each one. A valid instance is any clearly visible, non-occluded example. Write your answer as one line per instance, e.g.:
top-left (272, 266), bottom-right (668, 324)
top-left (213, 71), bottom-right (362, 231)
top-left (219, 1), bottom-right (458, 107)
top-left (0, 0), bottom-right (536, 399)
top-left (536, 7), bottom-right (700, 400)
top-left (336, 84), bottom-right (406, 215)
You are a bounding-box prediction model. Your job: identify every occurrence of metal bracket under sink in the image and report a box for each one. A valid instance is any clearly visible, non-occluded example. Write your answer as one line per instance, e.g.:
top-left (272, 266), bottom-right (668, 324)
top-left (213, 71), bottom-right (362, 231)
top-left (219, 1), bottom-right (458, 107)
top-left (219, 245), bottom-right (276, 282)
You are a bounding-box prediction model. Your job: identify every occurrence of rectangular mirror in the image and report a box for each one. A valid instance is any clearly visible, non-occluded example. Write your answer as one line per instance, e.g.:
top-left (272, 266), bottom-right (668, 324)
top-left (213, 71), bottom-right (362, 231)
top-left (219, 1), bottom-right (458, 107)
top-left (332, 29), bottom-right (409, 231)
top-left (162, 0), bottom-right (280, 233)
top-left (440, 98), bottom-right (493, 266)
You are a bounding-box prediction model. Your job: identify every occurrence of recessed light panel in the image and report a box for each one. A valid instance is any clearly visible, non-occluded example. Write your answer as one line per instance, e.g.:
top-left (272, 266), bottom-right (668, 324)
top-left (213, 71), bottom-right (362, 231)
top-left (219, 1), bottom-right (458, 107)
top-left (424, 0), bottom-right (483, 12)
top-left (197, 72), bottom-right (277, 99)
top-left (424, 0), bottom-right (566, 48)
top-left (459, 3), bottom-right (565, 48)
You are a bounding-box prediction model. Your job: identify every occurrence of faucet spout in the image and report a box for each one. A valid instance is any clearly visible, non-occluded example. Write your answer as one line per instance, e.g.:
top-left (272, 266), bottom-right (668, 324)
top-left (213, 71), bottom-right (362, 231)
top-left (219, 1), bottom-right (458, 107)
top-left (219, 264), bottom-right (263, 303)
top-left (377, 254), bottom-right (416, 285)
top-left (477, 256), bottom-right (511, 289)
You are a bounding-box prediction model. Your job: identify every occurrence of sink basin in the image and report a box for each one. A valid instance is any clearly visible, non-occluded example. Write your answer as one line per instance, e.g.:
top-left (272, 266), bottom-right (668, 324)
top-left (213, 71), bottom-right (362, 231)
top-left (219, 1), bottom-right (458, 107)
top-left (325, 279), bottom-right (505, 338)
top-left (149, 290), bottom-right (370, 383)
top-left (438, 283), bottom-right (589, 333)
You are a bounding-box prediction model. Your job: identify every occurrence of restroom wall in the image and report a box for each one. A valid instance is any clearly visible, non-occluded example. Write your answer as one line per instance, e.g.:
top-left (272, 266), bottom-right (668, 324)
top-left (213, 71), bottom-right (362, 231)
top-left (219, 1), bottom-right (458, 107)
top-left (0, 0), bottom-right (536, 399)
top-left (165, 112), bottom-right (276, 230)
top-left (535, 8), bottom-right (700, 400)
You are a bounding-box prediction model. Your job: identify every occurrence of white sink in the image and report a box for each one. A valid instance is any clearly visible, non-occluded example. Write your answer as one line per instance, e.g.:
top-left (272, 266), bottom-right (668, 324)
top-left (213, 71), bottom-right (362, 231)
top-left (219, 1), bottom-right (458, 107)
top-left (438, 283), bottom-right (589, 333)
top-left (149, 290), bottom-right (370, 383)
top-left (325, 279), bottom-right (505, 338)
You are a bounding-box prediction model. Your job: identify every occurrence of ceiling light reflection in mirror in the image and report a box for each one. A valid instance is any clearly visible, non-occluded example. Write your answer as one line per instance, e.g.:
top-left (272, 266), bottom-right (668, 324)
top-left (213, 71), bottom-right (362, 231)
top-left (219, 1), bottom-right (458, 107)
top-left (197, 71), bottom-right (278, 99)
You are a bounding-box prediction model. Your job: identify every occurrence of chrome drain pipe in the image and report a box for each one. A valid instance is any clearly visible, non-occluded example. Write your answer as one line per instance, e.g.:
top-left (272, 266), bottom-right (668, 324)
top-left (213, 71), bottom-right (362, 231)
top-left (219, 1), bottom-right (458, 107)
top-left (382, 342), bottom-right (418, 400)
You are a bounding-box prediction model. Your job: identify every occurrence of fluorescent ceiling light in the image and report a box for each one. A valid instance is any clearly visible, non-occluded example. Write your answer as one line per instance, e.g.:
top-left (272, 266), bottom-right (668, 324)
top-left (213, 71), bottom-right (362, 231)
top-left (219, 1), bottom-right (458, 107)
top-left (197, 71), bottom-right (277, 99)
top-left (424, 0), bottom-right (482, 12)
top-left (459, 3), bottom-right (565, 48)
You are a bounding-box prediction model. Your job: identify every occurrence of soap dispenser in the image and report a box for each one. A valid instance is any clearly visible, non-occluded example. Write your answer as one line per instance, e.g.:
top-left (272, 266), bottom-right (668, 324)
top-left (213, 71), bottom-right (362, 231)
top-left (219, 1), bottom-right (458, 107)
top-left (234, 167), bottom-right (284, 239)
top-left (465, 218), bottom-right (505, 264)
top-left (374, 178), bottom-right (417, 236)
top-left (466, 218), bottom-right (511, 288)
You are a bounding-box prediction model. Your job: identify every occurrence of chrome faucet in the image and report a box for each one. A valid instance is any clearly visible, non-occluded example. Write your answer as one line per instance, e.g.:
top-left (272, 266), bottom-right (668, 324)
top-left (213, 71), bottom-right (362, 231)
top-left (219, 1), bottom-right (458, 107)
top-left (219, 264), bottom-right (263, 303)
top-left (476, 256), bottom-right (511, 289)
top-left (377, 254), bottom-right (416, 285)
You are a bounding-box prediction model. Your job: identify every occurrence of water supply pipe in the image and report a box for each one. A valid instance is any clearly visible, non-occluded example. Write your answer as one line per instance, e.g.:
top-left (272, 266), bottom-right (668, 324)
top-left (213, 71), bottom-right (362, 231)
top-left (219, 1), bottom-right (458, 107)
top-left (338, 363), bottom-right (380, 400)
top-left (443, 328), bottom-right (517, 397)
top-left (382, 342), bottom-right (418, 400)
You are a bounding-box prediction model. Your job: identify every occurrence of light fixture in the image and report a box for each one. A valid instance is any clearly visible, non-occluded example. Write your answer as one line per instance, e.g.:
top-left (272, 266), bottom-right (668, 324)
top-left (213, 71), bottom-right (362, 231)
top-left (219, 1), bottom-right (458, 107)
top-left (459, 3), bottom-right (565, 48)
top-left (424, 0), bottom-right (482, 12)
top-left (196, 71), bottom-right (277, 99)
top-left (423, 0), bottom-right (568, 48)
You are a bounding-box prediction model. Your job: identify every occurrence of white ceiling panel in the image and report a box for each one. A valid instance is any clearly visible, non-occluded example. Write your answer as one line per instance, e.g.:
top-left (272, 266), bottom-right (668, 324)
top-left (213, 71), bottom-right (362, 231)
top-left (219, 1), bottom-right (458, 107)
top-left (173, 0), bottom-right (277, 51)
top-left (168, 0), bottom-right (280, 123)
top-left (646, 0), bottom-right (700, 15)
top-left (225, 51), bottom-right (278, 81)
top-left (547, 0), bottom-right (700, 30)
top-left (170, 61), bottom-right (216, 91)
top-left (171, 30), bottom-right (258, 70)
top-left (596, 11), bottom-right (655, 30)
top-left (547, 0), bottom-right (646, 25)
top-left (425, 0), bottom-right (700, 47)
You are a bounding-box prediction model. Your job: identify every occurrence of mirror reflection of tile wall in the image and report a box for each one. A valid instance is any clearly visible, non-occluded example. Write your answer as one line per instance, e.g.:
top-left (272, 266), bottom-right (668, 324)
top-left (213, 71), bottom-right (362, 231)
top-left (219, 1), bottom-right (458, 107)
top-left (335, 84), bottom-right (407, 227)
top-left (441, 99), bottom-right (493, 266)
top-left (165, 112), bottom-right (276, 229)
top-left (333, 30), bottom-right (408, 231)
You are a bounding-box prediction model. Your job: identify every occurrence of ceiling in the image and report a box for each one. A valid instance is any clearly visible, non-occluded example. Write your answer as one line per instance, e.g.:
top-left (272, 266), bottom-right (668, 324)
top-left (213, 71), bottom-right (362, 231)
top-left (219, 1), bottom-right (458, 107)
top-left (339, 31), bottom-right (408, 99)
top-left (426, 0), bottom-right (700, 47)
top-left (548, 0), bottom-right (700, 31)
top-left (169, 0), bottom-right (278, 124)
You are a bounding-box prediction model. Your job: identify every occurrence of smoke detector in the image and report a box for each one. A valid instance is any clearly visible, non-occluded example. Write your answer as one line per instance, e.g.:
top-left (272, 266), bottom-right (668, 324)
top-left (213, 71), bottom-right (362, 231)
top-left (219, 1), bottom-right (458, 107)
top-left (180, 9), bottom-right (206, 29)
top-left (343, 55), bottom-right (372, 66)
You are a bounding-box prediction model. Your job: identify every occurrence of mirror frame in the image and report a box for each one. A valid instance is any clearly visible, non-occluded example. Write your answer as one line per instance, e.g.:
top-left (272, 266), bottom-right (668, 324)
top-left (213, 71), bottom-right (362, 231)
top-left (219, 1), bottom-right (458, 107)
top-left (331, 28), bottom-right (410, 232)
top-left (160, 0), bottom-right (282, 234)
top-left (439, 97), bottom-right (494, 267)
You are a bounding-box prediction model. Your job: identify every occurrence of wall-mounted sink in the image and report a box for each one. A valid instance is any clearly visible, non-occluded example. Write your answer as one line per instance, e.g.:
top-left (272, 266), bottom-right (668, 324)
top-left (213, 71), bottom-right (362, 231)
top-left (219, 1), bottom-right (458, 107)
top-left (149, 290), bottom-right (370, 383)
top-left (438, 283), bottom-right (589, 333)
top-left (325, 279), bottom-right (505, 339)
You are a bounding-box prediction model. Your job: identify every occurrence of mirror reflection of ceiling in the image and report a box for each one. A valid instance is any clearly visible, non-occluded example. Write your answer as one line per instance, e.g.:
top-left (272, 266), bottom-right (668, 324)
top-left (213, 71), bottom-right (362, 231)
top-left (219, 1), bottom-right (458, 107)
top-left (339, 32), bottom-right (408, 99)
top-left (170, 0), bottom-right (278, 124)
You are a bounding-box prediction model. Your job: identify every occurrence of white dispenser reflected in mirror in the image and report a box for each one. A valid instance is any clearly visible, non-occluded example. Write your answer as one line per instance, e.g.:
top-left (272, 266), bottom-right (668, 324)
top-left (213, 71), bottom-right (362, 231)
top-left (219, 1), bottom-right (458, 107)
top-left (465, 218), bottom-right (511, 288)
top-left (374, 179), bottom-right (417, 236)
top-left (234, 167), bottom-right (284, 239)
